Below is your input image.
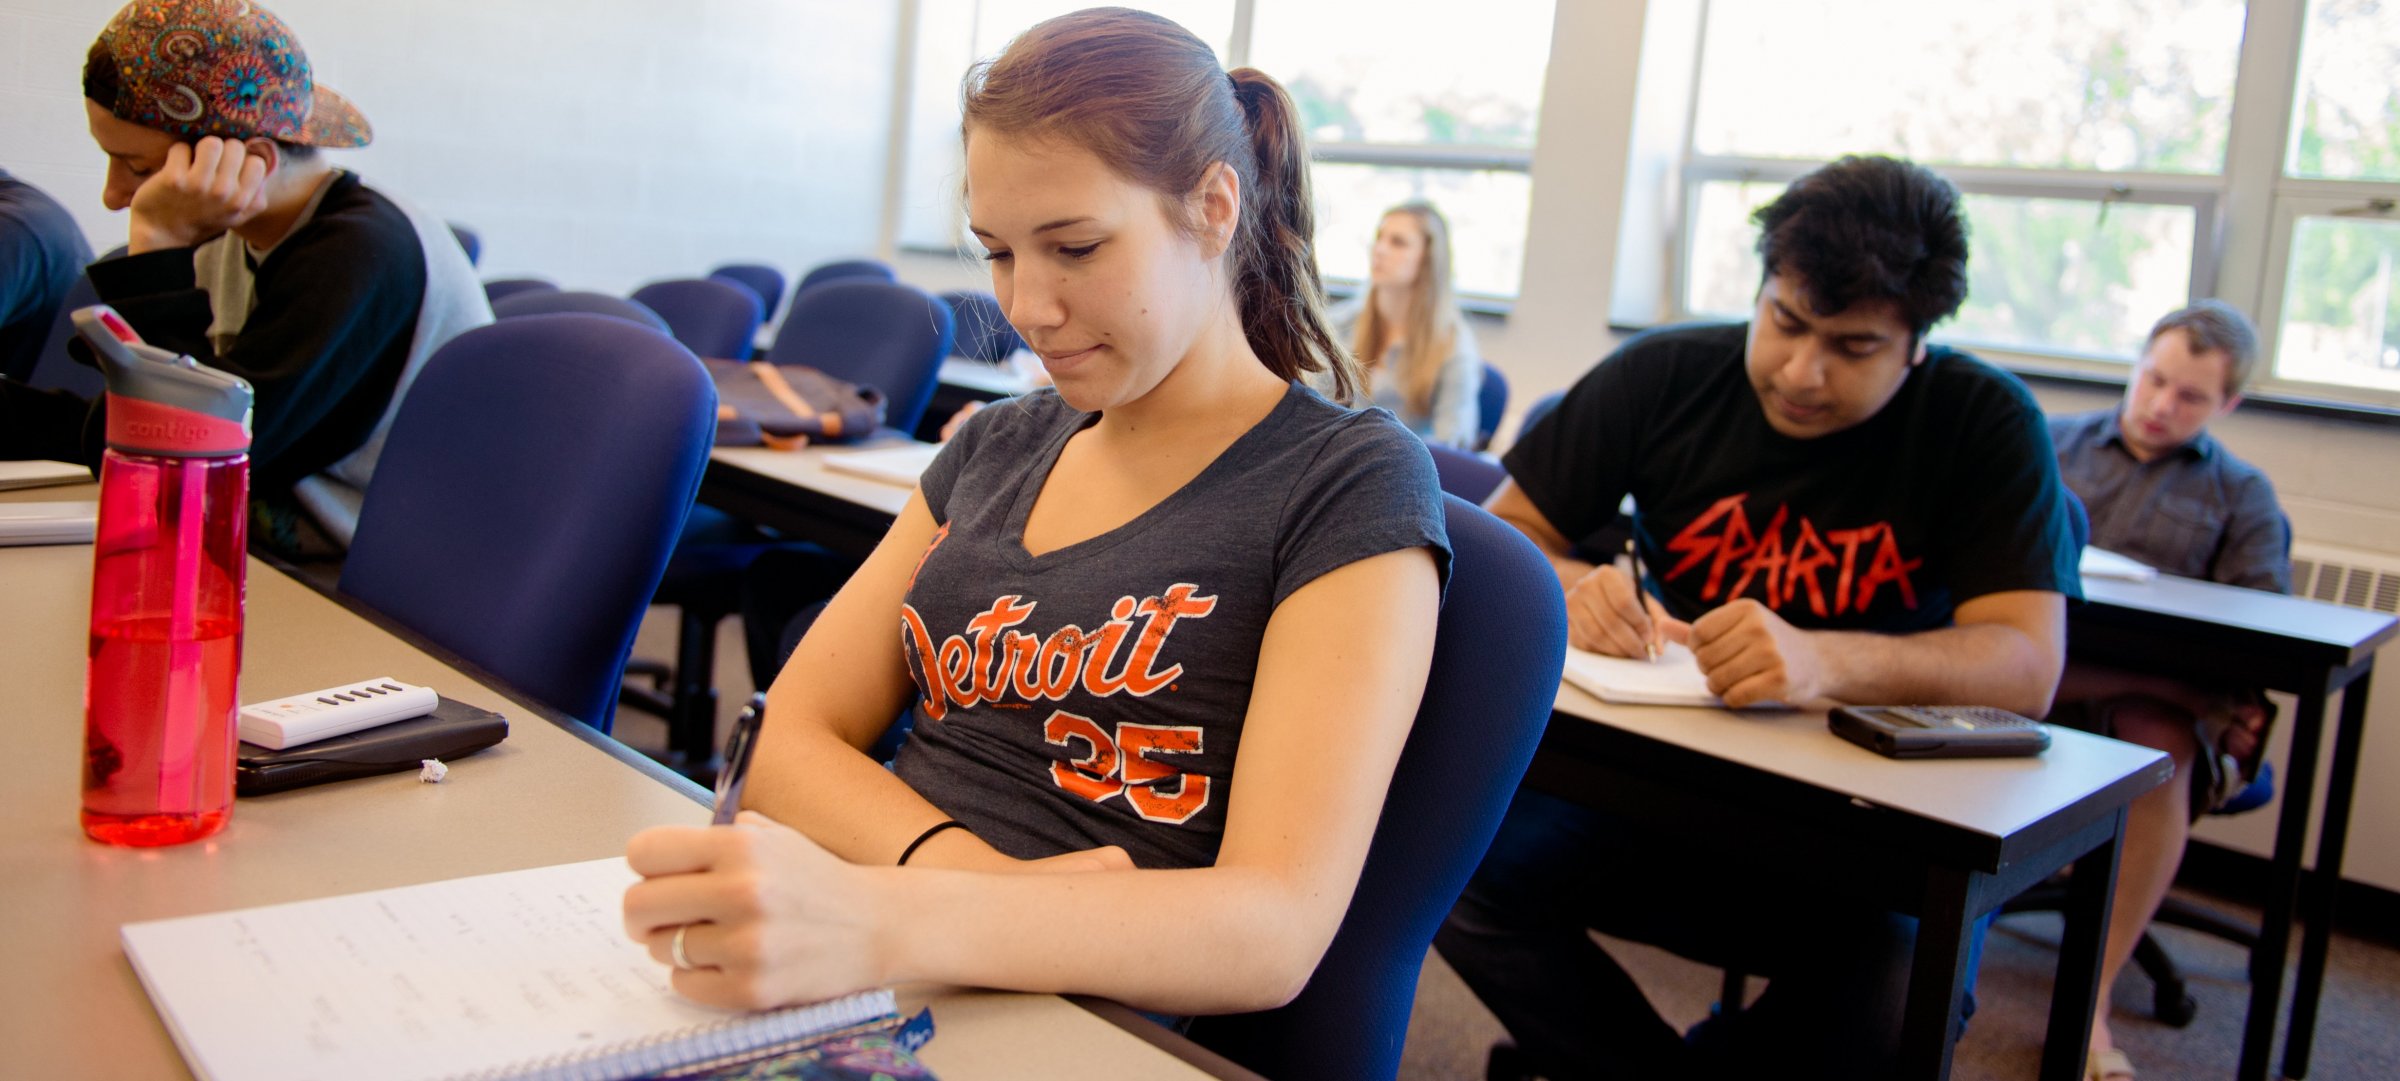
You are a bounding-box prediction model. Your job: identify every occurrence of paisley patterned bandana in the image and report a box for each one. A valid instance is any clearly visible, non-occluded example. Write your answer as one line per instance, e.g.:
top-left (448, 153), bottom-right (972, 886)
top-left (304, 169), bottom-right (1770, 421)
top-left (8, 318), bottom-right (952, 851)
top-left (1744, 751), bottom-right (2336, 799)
top-left (95, 0), bottom-right (371, 148)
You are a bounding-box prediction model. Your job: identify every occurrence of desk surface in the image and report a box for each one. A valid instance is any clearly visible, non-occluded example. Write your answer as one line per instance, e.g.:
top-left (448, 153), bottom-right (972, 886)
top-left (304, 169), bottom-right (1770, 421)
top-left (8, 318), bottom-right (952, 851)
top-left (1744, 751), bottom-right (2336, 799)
top-left (938, 357), bottom-right (1038, 398)
top-left (712, 443), bottom-right (915, 517)
top-left (2081, 572), bottom-right (2397, 666)
top-left (1548, 686), bottom-right (2170, 875)
top-left (0, 543), bottom-right (1239, 1081)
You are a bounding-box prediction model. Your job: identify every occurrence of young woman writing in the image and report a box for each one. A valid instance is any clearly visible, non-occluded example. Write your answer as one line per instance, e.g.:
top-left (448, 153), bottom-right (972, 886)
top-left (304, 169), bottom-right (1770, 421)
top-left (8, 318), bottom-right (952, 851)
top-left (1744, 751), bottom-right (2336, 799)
top-left (621, 7), bottom-right (1449, 1018)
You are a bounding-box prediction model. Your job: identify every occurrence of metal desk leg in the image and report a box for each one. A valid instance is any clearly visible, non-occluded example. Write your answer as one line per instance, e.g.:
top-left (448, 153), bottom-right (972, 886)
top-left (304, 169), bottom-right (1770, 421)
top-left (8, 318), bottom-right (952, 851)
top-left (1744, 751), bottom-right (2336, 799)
top-left (2285, 668), bottom-right (2373, 1079)
top-left (2240, 682), bottom-right (2329, 1081)
top-left (1902, 867), bottom-right (1974, 1080)
top-left (2042, 809), bottom-right (2124, 1081)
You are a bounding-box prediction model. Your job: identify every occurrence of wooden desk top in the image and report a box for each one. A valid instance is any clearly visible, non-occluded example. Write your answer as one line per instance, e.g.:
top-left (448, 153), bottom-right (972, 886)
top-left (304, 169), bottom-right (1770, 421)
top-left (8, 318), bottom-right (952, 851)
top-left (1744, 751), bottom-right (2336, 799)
top-left (0, 544), bottom-right (1237, 1081)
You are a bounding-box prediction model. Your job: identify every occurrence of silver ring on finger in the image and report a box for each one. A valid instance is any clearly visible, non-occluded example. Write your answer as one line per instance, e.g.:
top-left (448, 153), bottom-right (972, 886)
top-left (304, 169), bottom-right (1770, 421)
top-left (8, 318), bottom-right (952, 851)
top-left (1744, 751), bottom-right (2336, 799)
top-left (671, 923), bottom-right (698, 971)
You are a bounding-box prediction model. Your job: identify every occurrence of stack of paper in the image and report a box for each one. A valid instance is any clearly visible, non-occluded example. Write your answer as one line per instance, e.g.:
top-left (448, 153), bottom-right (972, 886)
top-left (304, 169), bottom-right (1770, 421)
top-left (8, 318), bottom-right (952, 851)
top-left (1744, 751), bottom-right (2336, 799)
top-left (0, 501), bottom-right (97, 546)
top-left (1561, 641), bottom-right (1723, 707)
top-left (0, 460), bottom-right (90, 491)
top-left (824, 444), bottom-right (942, 488)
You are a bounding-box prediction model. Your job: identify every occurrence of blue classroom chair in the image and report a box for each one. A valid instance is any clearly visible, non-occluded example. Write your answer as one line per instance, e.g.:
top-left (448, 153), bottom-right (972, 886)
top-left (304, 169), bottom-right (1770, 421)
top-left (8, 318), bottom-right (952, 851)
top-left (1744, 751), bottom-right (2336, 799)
top-left (940, 289), bottom-right (1026, 363)
top-left (1475, 361), bottom-right (1509, 451)
top-left (1428, 441), bottom-right (1508, 505)
top-left (339, 314), bottom-right (717, 732)
top-left (794, 258), bottom-right (895, 296)
top-left (483, 277), bottom-right (559, 305)
top-left (492, 290), bottom-right (672, 336)
top-left (632, 277), bottom-right (765, 360)
top-left (709, 264), bottom-right (788, 325)
top-left (767, 279), bottom-right (955, 436)
top-left (1186, 495), bottom-right (1567, 1081)
top-left (448, 223), bottom-right (481, 266)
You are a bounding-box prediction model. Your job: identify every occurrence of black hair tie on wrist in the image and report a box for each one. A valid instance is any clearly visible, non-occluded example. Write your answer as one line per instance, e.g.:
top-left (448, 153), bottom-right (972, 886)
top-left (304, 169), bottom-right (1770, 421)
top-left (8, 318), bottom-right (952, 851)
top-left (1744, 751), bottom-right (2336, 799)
top-left (897, 820), bottom-right (966, 866)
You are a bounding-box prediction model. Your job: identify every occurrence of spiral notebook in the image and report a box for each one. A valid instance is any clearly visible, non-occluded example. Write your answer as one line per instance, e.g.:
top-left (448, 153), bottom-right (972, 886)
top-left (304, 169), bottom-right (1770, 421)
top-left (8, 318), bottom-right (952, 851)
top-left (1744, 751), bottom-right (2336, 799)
top-left (121, 857), bottom-right (897, 1081)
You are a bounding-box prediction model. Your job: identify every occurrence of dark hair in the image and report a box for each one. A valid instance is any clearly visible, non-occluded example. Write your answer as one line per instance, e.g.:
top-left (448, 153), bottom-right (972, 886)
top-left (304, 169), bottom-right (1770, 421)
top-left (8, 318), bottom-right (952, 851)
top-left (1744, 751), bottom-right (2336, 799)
top-left (1752, 155), bottom-right (1970, 342)
top-left (2147, 299), bottom-right (2261, 397)
top-left (82, 41), bottom-right (120, 109)
top-left (84, 40), bottom-right (317, 163)
top-left (961, 7), bottom-right (1358, 401)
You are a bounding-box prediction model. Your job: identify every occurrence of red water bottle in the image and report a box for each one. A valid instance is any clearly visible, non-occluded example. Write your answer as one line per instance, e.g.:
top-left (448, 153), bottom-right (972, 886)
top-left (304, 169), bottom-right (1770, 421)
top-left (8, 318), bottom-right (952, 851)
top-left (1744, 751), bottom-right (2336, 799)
top-left (75, 306), bottom-right (254, 847)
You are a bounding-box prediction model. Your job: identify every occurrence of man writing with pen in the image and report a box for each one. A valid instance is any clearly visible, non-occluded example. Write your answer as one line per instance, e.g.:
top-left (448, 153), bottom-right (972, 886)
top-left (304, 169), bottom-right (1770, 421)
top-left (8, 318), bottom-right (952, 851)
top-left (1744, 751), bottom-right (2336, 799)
top-left (1434, 156), bottom-right (2085, 1080)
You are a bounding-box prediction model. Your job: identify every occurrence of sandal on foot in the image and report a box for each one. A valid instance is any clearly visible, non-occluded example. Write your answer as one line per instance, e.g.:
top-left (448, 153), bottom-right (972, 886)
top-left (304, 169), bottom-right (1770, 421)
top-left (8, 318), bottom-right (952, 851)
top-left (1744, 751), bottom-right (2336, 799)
top-left (2087, 1047), bottom-right (2135, 1081)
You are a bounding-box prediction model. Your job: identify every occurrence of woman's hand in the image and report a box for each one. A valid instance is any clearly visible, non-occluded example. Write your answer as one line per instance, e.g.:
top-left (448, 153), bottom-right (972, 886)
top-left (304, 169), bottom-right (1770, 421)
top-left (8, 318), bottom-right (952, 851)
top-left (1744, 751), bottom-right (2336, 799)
top-left (624, 812), bottom-right (891, 1010)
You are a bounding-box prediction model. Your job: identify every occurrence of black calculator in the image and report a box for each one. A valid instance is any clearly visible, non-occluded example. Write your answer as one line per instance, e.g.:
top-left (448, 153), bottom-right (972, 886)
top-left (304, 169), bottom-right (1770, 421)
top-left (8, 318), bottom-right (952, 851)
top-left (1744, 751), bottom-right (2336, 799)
top-left (1829, 705), bottom-right (2051, 759)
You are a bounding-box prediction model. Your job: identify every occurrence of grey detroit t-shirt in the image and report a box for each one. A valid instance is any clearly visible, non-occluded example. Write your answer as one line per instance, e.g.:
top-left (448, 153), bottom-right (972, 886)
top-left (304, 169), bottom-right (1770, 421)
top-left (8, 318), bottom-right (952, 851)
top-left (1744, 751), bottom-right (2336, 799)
top-left (891, 383), bottom-right (1451, 870)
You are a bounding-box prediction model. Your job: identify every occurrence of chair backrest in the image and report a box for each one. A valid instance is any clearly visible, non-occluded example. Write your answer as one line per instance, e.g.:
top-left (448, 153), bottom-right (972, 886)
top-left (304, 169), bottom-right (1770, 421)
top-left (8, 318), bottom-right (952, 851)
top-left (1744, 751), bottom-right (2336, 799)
top-left (448, 223), bottom-right (481, 266)
top-left (1519, 387), bottom-right (1566, 440)
top-left (939, 289), bottom-right (1026, 363)
top-left (27, 270), bottom-right (105, 398)
top-left (631, 277), bottom-right (764, 360)
top-left (338, 314), bottom-right (717, 732)
top-left (795, 258), bottom-right (895, 295)
top-left (491, 290), bottom-right (671, 335)
top-left (1427, 442), bottom-right (1508, 505)
top-left (1475, 361), bottom-right (1508, 451)
top-left (483, 277), bottom-right (559, 305)
top-left (708, 264), bottom-right (788, 325)
top-left (767, 279), bottom-right (955, 435)
top-left (1186, 495), bottom-right (1568, 1081)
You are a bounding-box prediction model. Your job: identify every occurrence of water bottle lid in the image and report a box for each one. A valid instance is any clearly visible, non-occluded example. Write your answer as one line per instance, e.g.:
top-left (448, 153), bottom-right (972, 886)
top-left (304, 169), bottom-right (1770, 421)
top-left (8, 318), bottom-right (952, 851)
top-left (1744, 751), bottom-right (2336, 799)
top-left (76, 307), bottom-right (254, 457)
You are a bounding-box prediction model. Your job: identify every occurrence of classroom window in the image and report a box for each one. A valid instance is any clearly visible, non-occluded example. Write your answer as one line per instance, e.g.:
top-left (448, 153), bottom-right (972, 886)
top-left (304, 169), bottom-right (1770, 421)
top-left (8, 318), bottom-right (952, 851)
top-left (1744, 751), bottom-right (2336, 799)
top-left (2270, 214), bottom-right (2400, 392)
top-left (1691, 0), bottom-right (2245, 175)
top-left (1688, 184), bottom-right (2200, 359)
top-left (896, 0), bottom-right (1557, 302)
top-left (2285, 0), bottom-right (2400, 184)
top-left (1251, 0), bottom-right (1554, 301)
top-left (1669, 0), bottom-right (2400, 412)
top-left (895, 0), bottom-right (1236, 254)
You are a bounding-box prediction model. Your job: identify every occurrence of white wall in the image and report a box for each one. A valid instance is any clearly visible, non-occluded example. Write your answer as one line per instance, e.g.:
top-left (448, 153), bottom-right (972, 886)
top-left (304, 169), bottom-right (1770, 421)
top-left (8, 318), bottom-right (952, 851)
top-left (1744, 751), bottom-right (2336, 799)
top-left (1, 0), bottom-right (898, 295)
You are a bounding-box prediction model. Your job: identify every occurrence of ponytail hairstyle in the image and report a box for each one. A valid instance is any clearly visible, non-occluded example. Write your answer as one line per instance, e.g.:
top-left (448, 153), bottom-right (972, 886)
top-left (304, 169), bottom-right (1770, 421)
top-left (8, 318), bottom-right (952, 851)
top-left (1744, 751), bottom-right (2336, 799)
top-left (961, 7), bottom-right (1360, 401)
top-left (1351, 201), bottom-right (1463, 417)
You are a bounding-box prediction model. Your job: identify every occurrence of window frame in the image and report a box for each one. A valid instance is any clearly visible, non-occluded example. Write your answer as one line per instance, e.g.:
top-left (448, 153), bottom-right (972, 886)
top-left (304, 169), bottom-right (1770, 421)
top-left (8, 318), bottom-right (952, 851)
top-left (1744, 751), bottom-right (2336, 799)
top-left (890, 0), bottom-right (1553, 309)
top-left (1663, 0), bottom-right (2400, 418)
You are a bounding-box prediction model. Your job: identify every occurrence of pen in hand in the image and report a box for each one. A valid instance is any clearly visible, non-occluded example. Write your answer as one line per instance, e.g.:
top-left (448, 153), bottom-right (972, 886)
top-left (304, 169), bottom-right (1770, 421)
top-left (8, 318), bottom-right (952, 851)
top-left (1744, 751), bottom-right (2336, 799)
top-left (711, 694), bottom-right (766, 825)
top-left (1622, 539), bottom-right (1661, 662)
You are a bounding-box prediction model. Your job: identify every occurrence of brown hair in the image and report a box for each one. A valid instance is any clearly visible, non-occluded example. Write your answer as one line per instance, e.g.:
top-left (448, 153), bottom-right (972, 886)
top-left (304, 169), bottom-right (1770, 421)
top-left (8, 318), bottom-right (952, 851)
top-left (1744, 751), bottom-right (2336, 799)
top-left (2146, 299), bottom-right (2261, 398)
top-left (1351, 202), bottom-right (1463, 417)
top-left (960, 7), bottom-right (1358, 401)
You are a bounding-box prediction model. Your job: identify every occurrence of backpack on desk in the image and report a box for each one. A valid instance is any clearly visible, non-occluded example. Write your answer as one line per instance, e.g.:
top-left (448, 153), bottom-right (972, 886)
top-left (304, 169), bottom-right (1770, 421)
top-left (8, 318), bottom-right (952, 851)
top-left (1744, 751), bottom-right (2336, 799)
top-left (706, 358), bottom-right (885, 447)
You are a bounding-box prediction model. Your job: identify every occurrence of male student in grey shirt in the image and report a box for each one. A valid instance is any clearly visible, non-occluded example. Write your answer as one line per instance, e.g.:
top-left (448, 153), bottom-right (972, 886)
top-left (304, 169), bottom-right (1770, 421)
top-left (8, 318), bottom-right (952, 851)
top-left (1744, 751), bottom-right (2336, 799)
top-left (2045, 299), bottom-right (2290, 1081)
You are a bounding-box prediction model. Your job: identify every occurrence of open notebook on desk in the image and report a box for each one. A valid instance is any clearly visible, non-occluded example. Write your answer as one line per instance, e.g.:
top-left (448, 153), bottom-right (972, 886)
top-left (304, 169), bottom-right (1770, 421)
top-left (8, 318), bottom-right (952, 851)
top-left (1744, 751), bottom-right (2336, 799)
top-left (823, 444), bottom-right (942, 488)
top-left (121, 857), bottom-right (897, 1081)
top-left (1561, 641), bottom-right (1723, 707)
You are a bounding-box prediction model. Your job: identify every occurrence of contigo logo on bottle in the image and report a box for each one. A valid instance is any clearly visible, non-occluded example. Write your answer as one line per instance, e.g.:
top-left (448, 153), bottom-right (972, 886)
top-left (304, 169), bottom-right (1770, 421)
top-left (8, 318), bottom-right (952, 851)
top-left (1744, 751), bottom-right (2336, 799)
top-left (125, 419), bottom-right (210, 443)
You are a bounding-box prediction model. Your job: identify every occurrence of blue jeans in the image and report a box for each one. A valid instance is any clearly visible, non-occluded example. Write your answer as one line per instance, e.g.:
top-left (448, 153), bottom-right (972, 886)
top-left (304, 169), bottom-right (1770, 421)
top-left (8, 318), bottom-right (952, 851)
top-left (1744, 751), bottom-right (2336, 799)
top-left (1433, 788), bottom-right (1985, 1081)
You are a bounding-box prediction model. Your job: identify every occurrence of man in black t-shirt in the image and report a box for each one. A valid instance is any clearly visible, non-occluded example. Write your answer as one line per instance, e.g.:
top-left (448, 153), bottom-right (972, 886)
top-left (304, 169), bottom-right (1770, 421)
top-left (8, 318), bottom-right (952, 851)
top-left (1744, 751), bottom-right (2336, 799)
top-left (1436, 156), bottom-right (2081, 1081)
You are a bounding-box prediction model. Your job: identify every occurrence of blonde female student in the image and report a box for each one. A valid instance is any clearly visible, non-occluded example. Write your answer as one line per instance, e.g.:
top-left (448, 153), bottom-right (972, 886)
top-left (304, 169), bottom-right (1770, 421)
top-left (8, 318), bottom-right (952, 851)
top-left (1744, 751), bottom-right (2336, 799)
top-left (621, 7), bottom-right (1449, 1018)
top-left (1324, 201), bottom-right (1483, 447)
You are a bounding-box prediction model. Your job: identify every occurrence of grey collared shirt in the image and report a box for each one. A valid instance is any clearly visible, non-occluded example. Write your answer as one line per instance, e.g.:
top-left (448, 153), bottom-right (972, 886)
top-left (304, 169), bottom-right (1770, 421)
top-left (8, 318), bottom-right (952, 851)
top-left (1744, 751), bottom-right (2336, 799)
top-left (2050, 409), bottom-right (2291, 593)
